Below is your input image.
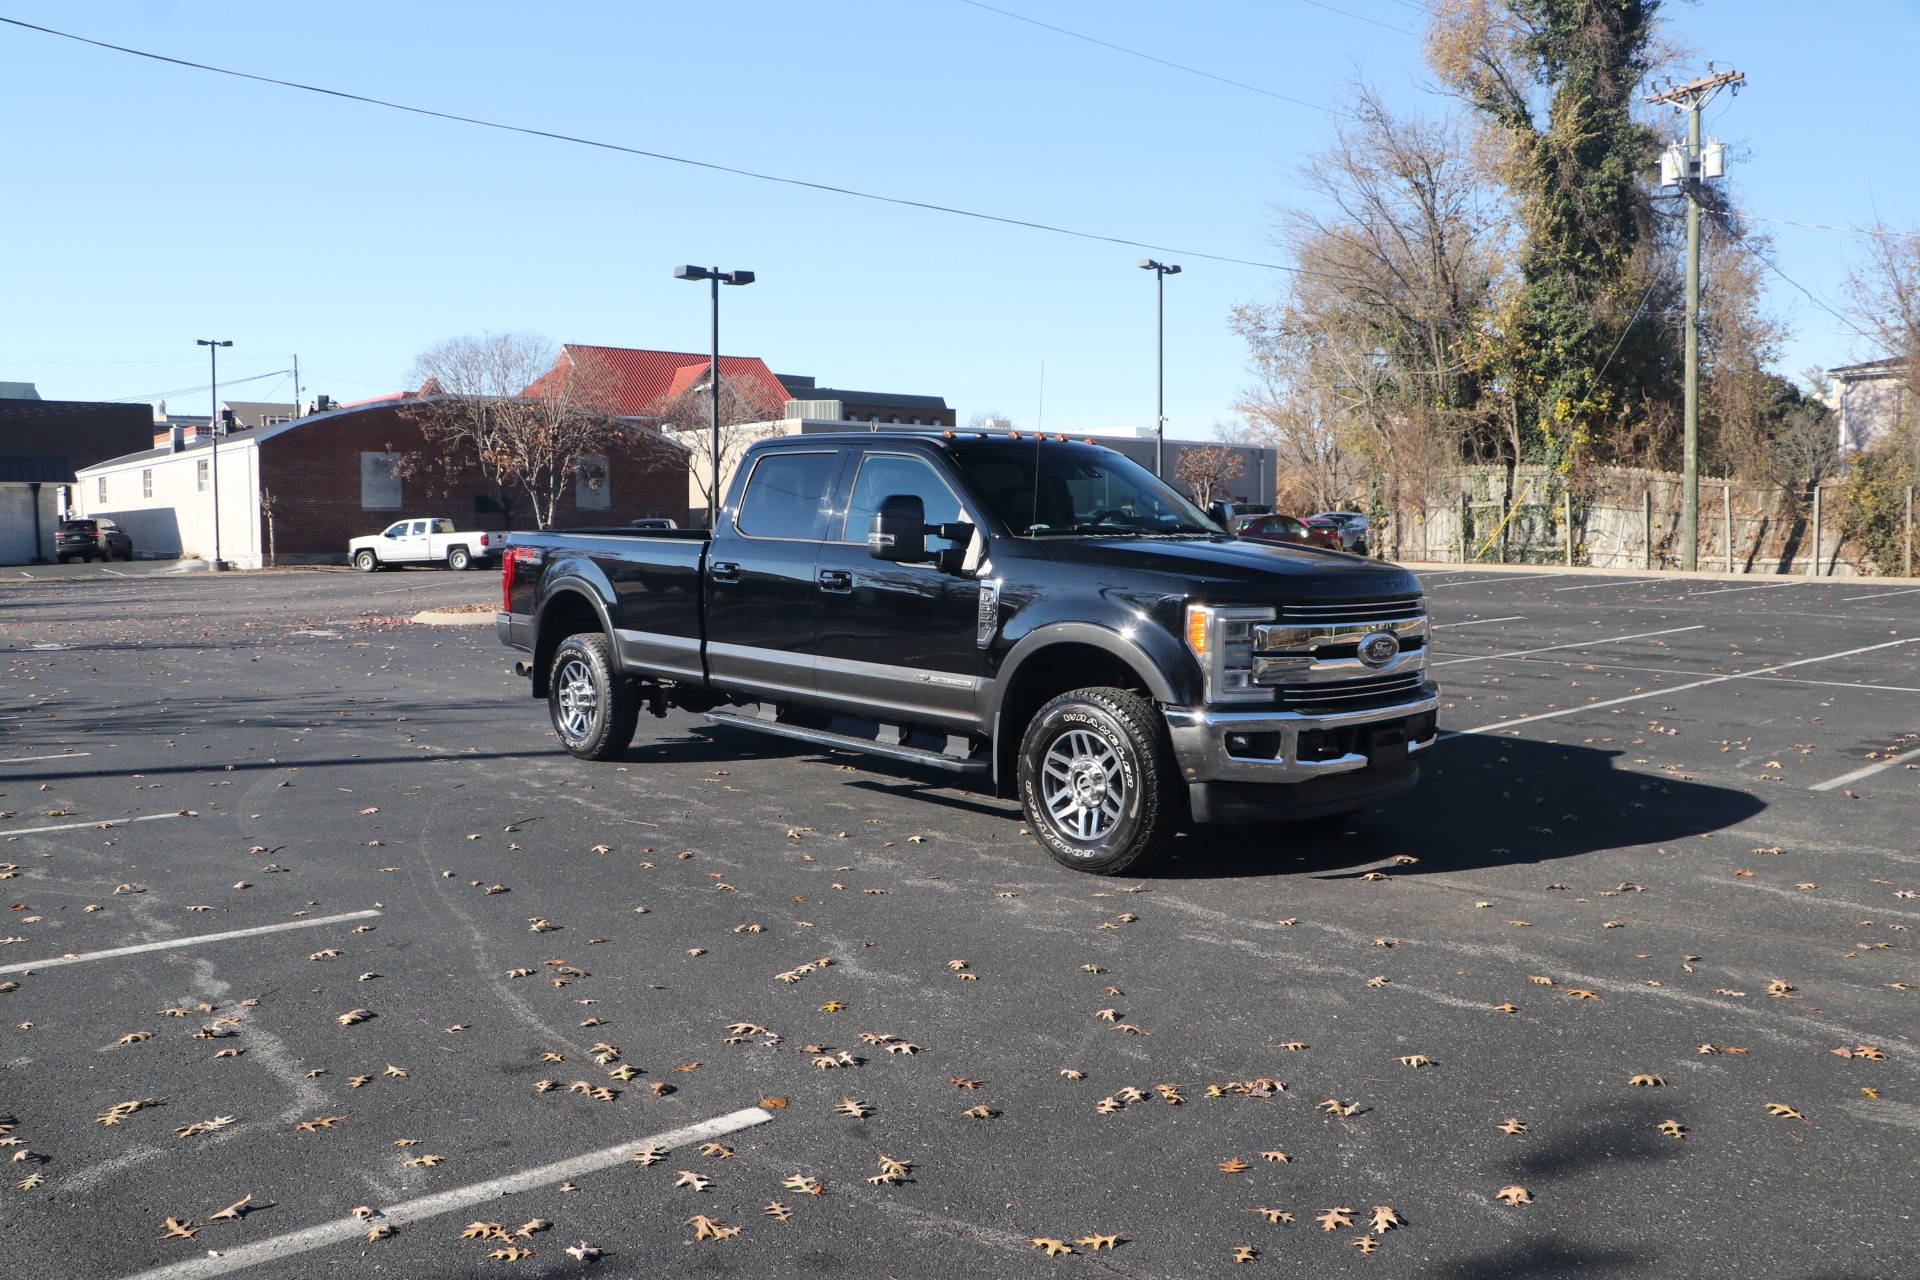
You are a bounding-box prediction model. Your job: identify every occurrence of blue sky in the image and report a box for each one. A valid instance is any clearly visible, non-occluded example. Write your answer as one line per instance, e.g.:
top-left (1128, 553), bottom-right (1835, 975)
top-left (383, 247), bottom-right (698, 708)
top-left (3, 0), bottom-right (1916, 437)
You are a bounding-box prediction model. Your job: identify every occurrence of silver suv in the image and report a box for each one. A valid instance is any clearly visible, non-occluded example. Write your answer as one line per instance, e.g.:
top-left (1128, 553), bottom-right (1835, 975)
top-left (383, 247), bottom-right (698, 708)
top-left (1311, 511), bottom-right (1369, 554)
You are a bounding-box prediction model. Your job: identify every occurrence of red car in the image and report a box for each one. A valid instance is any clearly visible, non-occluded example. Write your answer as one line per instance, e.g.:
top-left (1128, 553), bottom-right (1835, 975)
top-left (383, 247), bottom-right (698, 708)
top-left (1235, 513), bottom-right (1343, 551)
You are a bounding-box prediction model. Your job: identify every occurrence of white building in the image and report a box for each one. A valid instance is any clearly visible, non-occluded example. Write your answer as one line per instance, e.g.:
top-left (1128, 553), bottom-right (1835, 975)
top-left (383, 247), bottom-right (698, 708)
top-left (72, 427), bottom-right (272, 568)
top-left (1829, 357), bottom-right (1913, 453)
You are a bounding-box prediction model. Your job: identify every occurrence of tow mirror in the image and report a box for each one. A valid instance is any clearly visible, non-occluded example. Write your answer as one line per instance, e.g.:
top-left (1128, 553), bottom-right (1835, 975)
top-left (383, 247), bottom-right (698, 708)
top-left (868, 493), bottom-right (927, 563)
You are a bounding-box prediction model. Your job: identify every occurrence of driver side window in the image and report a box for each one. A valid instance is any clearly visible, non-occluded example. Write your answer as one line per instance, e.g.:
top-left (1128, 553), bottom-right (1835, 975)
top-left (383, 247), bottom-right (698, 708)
top-left (383, 522), bottom-right (408, 538)
top-left (840, 454), bottom-right (967, 542)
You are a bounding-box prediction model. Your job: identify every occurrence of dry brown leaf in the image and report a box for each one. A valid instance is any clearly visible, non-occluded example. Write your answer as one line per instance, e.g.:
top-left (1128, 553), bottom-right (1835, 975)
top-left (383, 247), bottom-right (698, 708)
top-left (1316, 1207), bottom-right (1354, 1231)
top-left (1030, 1238), bottom-right (1074, 1256)
top-left (1495, 1185), bottom-right (1532, 1206)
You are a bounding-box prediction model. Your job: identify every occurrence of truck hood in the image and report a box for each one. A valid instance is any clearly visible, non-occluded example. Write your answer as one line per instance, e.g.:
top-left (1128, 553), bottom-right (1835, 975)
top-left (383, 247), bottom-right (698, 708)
top-left (1036, 535), bottom-right (1421, 599)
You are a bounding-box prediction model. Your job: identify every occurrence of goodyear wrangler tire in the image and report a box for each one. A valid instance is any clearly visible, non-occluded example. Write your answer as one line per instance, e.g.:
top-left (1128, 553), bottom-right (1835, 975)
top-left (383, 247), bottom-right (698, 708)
top-left (547, 633), bottom-right (640, 762)
top-left (1018, 686), bottom-right (1178, 875)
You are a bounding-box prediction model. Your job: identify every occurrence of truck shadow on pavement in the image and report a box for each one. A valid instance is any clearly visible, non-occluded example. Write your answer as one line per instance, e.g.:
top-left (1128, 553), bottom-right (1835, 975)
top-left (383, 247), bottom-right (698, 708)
top-left (1157, 733), bottom-right (1767, 880)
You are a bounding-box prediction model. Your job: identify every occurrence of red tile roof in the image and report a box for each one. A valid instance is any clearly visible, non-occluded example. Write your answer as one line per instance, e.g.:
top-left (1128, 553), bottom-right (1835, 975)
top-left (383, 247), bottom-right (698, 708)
top-left (538, 345), bottom-right (790, 418)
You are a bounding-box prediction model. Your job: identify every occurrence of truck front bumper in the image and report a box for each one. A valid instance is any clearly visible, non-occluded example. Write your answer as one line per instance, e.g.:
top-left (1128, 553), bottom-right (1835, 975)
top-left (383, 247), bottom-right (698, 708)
top-left (1164, 688), bottom-right (1440, 824)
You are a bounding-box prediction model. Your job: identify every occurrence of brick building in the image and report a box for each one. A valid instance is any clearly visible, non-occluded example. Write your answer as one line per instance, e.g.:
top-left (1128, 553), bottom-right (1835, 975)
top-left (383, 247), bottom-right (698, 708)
top-left (72, 399), bottom-right (687, 568)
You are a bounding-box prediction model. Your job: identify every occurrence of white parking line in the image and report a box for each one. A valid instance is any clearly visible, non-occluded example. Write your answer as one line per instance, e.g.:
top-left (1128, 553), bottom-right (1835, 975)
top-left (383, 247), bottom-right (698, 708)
top-left (0, 909), bottom-right (383, 975)
top-left (1427, 571), bottom-right (1572, 587)
top-left (1462, 636), bottom-right (1920, 734)
top-left (1551, 577), bottom-right (1664, 592)
top-left (1810, 759), bottom-right (1907, 792)
top-left (1430, 625), bottom-right (1704, 667)
top-left (0, 810), bottom-right (192, 839)
top-left (2, 752), bottom-right (91, 765)
top-left (1841, 586), bottom-right (1920, 603)
top-left (1432, 616), bottom-right (1525, 628)
top-left (116, 1106), bottom-right (775, 1280)
top-left (1682, 581), bottom-right (1802, 597)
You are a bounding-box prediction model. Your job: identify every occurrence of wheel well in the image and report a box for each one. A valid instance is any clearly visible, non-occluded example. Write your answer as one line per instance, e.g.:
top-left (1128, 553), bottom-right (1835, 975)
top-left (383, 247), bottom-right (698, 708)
top-left (531, 591), bottom-right (606, 698)
top-left (993, 642), bottom-right (1152, 797)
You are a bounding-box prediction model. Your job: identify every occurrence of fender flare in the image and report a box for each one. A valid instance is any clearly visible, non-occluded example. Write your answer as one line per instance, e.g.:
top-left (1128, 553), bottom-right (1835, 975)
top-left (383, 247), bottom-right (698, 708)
top-left (531, 576), bottom-right (618, 697)
top-left (984, 621), bottom-right (1189, 793)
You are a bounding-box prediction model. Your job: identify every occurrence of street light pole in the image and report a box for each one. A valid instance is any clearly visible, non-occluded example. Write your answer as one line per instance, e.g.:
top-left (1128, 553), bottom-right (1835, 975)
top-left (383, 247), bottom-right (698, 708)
top-left (1138, 260), bottom-right (1180, 477)
top-left (675, 265), bottom-right (756, 528)
top-left (196, 339), bottom-right (233, 570)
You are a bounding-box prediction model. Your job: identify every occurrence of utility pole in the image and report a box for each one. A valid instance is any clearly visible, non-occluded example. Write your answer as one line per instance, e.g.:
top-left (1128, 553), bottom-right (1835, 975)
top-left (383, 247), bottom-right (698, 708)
top-left (292, 354), bottom-right (302, 418)
top-left (1648, 66), bottom-right (1744, 572)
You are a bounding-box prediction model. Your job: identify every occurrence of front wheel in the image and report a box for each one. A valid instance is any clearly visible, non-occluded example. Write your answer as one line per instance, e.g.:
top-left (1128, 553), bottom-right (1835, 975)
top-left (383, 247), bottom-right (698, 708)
top-left (548, 633), bottom-right (639, 761)
top-left (1017, 686), bottom-right (1179, 875)
top-left (354, 549), bottom-right (379, 572)
top-left (447, 546), bottom-right (472, 571)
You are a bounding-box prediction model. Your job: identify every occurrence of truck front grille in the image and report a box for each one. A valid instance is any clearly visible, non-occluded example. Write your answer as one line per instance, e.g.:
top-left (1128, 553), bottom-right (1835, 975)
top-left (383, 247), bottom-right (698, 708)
top-left (1277, 670), bottom-right (1429, 714)
top-left (1278, 594), bottom-right (1425, 626)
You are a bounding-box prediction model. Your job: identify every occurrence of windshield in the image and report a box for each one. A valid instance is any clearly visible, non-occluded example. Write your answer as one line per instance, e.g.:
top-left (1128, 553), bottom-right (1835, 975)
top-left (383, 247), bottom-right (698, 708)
top-left (951, 443), bottom-right (1219, 536)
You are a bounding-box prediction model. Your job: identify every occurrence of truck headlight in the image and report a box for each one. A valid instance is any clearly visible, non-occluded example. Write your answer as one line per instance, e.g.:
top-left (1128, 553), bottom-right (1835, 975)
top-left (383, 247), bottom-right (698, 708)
top-left (1184, 604), bottom-right (1274, 704)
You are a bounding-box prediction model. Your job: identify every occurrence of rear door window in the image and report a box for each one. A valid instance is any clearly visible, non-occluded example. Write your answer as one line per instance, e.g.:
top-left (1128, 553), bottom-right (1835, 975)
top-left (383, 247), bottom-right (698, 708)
top-left (736, 451), bottom-right (840, 541)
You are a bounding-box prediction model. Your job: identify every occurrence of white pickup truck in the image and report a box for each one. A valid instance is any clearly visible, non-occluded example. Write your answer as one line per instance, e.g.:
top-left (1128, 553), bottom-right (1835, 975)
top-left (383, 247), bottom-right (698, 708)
top-left (349, 518), bottom-right (507, 572)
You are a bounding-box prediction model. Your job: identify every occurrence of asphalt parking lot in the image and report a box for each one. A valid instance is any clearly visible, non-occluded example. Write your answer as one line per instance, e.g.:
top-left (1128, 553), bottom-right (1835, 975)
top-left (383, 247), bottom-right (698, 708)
top-left (1, 562), bottom-right (1916, 1279)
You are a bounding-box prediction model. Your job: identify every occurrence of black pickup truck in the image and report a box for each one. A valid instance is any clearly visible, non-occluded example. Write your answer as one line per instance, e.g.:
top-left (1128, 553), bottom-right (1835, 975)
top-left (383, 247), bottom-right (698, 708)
top-left (498, 431), bottom-right (1437, 874)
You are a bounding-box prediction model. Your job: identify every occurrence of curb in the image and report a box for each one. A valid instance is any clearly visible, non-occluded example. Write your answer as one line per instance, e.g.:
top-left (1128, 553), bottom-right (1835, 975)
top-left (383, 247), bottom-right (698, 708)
top-left (410, 609), bottom-right (495, 626)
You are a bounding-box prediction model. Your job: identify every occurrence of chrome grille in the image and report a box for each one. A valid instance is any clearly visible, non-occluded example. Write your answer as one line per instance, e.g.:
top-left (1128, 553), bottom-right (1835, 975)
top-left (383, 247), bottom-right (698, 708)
top-left (1277, 670), bottom-right (1428, 714)
top-left (1278, 594), bottom-right (1425, 626)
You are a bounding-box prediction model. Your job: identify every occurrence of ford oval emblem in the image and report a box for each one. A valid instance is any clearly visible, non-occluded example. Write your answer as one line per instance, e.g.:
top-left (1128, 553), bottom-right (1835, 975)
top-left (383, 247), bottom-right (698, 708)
top-left (1358, 631), bottom-right (1401, 668)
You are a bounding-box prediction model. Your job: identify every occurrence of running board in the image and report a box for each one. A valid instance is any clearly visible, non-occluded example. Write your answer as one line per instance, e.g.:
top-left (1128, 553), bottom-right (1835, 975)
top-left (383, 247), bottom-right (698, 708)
top-left (706, 710), bottom-right (988, 774)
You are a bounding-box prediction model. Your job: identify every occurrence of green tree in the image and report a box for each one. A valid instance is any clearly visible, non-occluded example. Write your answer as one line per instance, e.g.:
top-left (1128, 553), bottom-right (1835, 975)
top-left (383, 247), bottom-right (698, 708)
top-left (1429, 0), bottom-right (1677, 468)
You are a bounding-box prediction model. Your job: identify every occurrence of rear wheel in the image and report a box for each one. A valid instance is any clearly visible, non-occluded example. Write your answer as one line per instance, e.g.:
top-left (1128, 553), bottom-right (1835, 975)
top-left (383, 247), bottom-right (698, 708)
top-left (354, 549), bottom-right (379, 572)
top-left (548, 633), bottom-right (639, 761)
top-left (448, 546), bottom-right (472, 571)
top-left (1017, 686), bottom-right (1179, 875)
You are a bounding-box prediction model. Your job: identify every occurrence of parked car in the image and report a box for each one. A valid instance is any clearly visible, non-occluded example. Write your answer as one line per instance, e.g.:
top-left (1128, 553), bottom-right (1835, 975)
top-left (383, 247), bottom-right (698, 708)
top-left (1237, 512), bottom-right (1344, 551)
top-left (629, 518), bottom-right (679, 530)
top-left (348, 519), bottom-right (507, 572)
top-left (499, 432), bottom-right (1436, 875)
top-left (56, 518), bottom-right (133, 563)
top-left (1311, 511), bottom-right (1370, 554)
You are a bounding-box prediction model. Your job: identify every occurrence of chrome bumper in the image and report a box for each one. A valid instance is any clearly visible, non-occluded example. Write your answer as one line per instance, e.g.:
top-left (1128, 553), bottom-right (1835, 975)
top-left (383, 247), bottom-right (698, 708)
top-left (1164, 687), bottom-right (1441, 785)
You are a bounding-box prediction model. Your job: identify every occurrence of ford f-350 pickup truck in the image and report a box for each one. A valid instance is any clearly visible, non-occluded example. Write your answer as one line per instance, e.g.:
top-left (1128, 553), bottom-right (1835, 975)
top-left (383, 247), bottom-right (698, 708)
top-left (498, 431), bottom-right (1437, 874)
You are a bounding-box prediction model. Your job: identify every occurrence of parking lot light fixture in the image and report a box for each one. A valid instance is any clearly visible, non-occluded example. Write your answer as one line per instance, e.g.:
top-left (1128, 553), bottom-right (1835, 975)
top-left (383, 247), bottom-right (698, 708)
top-left (674, 265), bottom-right (756, 527)
top-left (195, 339), bottom-right (233, 570)
top-left (1138, 260), bottom-right (1180, 477)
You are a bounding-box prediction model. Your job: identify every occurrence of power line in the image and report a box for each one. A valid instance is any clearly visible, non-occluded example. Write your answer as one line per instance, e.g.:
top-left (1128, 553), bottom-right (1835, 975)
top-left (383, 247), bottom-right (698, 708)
top-left (104, 368), bottom-right (292, 405)
top-left (951, 0), bottom-right (1351, 116)
top-left (1292, 0), bottom-right (1418, 36)
top-left (1722, 210), bottom-right (1920, 240)
top-left (0, 15), bottom-right (1369, 284)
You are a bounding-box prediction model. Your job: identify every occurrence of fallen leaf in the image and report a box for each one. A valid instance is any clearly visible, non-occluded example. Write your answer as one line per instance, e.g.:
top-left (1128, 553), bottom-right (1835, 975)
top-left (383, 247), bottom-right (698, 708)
top-left (1316, 1207), bottom-right (1354, 1231)
top-left (1030, 1238), bottom-right (1074, 1256)
top-left (1495, 1185), bottom-right (1532, 1206)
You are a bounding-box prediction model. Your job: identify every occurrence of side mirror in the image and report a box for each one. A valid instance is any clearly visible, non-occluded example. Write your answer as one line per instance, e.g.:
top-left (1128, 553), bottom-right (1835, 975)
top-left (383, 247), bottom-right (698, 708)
top-left (868, 493), bottom-right (927, 563)
top-left (1208, 502), bottom-right (1234, 533)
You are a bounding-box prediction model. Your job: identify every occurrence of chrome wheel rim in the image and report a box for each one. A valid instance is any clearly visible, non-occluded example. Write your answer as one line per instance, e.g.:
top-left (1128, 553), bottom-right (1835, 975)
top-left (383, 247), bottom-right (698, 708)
top-left (1040, 728), bottom-right (1125, 842)
top-left (554, 657), bottom-right (599, 742)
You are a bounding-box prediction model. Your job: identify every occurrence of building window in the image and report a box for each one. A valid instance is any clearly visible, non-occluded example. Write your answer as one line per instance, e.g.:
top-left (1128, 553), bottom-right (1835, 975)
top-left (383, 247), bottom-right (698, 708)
top-left (196, 459), bottom-right (210, 492)
top-left (142, 469), bottom-right (154, 499)
top-left (96, 476), bottom-right (107, 502)
top-left (360, 452), bottom-right (403, 509)
top-left (575, 456), bottom-right (610, 509)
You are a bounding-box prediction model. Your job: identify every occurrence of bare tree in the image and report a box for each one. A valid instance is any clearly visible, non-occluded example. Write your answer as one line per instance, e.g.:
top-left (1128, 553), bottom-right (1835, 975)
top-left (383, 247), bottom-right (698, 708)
top-left (1173, 442), bottom-right (1245, 509)
top-left (1234, 83), bottom-right (1502, 552)
top-left (653, 371), bottom-right (787, 518)
top-left (400, 334), bottom-right (667, 529)
top-left (1844, 221), bottom-right (1920, 403)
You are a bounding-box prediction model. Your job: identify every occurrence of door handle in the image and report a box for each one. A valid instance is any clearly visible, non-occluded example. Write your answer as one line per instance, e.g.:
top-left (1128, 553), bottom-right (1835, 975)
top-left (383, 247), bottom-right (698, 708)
top-left (710, 561), bottom-right (740, 583)
top-left (818, 569), bottom-right (853, 593)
